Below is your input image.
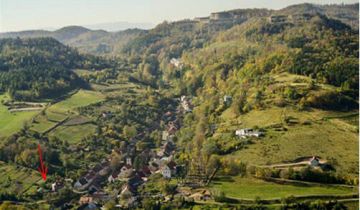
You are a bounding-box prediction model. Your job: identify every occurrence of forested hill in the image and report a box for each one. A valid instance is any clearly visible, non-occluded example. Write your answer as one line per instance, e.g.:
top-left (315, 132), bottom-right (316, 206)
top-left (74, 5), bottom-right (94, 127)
top-left (176, 14), bottom-right (358, 110)
top-left (121, 13), bottom-right (358, 105)
top-left (0, 37), bottom-right (110, 100)
top-left (278, 3), bottom-right (359, 29)
top-left (170, 13), bottom-right (359, 179)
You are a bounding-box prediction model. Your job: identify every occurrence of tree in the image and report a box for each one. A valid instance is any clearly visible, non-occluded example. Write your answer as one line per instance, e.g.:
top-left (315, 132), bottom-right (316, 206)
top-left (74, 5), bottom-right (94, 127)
top-left (123, 125), bottom-right (137, 139)
top-left (103, 200), bottom-right (117, 210)
top-left (162, 183), bottom-right (177, 195)
top-left (110, 154), bottom-right (122, 170)
top-left (133, 156), bottom-right (146, 170)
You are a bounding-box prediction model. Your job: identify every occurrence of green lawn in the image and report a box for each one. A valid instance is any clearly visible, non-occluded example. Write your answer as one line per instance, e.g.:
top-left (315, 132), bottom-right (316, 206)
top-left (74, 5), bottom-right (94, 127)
top-left (0, 161), bottom-right (43, 195)
top-left (48, 90), bottom-right (105, 114)
top-left (48, 123), bottom-right (96, 143)
top-left (210, 176), bottom-right (357, 200)
top-left (0, 94), bottom-right (40, 137)
top-left (31, 119), bottom-right (57, 133)
top-left (46, 110), bottom-right (68, 122)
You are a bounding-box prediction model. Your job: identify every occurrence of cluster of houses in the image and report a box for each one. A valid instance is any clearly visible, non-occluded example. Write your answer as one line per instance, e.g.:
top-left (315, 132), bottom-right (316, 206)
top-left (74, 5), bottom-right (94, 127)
top-left (74, 146), bottom-right (181, 208)
top-left (73, 107), bottom-right (184, 209)
top-left (180, 96), bottom-right (192, 112)
top-left (74, 160), bottom-right (111, 192)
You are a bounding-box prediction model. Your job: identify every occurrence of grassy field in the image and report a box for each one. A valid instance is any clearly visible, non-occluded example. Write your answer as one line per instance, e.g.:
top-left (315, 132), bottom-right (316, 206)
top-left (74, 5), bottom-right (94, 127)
top-left (210, 176), bottom-right (357, 200)
top-left (0, 94), bottom-right (41, 137)
top-left (48, 123), bottom-right (97, 143)
top-left (218, 106), bottom-right (359, 175)
top-left (30, 90), bottom-right (104, 135)
top-left (91, 82), bottom-right (145, 99)
top-left (48, 90), bottom-right (105, 114)
top-left (0, 161), bottom-right (43, 195)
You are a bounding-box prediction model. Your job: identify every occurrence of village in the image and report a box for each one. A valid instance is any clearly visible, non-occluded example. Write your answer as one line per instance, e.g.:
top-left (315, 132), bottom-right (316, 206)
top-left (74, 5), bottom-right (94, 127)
top-left (46, 95), bottom-right (194, 209)
top-left (46, 91), bottom-right (340, 210)
top-left (46, 93), bottom-right (270, 209)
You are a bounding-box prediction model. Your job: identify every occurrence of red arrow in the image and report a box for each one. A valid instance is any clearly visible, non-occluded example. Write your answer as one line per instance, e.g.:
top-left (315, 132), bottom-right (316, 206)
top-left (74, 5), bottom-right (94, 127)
top-left (37, 144), bottom-right (48, 181)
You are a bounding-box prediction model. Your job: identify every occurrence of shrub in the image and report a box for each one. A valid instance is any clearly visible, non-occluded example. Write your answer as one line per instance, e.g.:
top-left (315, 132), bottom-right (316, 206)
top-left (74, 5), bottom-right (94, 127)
top-left (305, 91), bottom-right (358, 110)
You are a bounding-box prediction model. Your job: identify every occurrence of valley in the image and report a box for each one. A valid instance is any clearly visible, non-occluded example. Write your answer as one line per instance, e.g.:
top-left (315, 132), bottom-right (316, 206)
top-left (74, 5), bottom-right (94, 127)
top-left (0, 2), bottom-right (358, 210)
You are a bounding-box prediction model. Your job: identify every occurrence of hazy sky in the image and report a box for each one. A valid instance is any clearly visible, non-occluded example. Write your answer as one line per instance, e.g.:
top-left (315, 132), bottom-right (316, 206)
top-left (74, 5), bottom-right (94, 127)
top-left (0, 0), bottom-right (358, 32)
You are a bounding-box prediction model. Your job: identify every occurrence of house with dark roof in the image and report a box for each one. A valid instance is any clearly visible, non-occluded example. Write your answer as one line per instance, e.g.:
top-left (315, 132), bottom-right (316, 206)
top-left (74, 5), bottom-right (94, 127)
top-left (128, 174), bottom-right (144, 188)
top-left (74, 177), bottom-right (89, 190)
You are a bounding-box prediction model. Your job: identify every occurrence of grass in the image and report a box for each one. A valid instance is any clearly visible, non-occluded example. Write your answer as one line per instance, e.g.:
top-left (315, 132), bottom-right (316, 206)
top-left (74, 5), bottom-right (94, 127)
top-left (219, 106), bottom-right (359, 175)
top-left (48, 89), bottom-right (104, 114)
top-left (30, 90), bottom-right (104, 134)
top-left (215, 72), bottom-right (358, 176)
top-left (0, 94), bottom-right (41, 137)
top-left (48, 123), bottom-right (97, 144)
top-left (0, 161), bottom-right (43, 195)
top-left (31, 119), bottom-right (57, 133)
top-left (46, 110), bottom-right (68, 122)
top-left (210, 176), bottom-right (357, 200)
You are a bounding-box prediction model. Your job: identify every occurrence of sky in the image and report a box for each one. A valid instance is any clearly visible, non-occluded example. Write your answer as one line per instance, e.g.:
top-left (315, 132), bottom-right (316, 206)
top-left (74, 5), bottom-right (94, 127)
top-left (0, 0), bottom-right (358, 32)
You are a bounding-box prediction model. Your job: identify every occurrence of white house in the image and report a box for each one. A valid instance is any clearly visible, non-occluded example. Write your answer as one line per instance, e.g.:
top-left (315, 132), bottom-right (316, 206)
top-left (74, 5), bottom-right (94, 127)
top-left (235, 128), bottom-right (264, 138)
top-left (126, 157), bottom-right (132, 166)
top-left (170, 58), bottom-right (183, 68)
top-left (180, 96), bottom-right (192, 112)
top-left (162, 131), bottom-right (169, 141)
top-left (161, 165), bottom-right (172, 178)
top-left (51, 183), bottom-right (57, 192)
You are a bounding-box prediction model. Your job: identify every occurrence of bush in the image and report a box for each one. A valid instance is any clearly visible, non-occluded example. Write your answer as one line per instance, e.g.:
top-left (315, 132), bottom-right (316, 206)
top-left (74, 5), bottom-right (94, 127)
top-left (213, 191), bottom-right (227, 202)
top-left (305, 91), bottom-right (358, 111)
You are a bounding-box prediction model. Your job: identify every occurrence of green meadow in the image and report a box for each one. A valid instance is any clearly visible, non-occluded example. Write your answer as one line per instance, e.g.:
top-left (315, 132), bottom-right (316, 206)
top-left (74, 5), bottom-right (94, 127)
top-left (48, 123), bottom-right (97, 143)
top-left (0, 94), bottom-right (40, 137)
top-left (210, 176), bottom-right (357, 200)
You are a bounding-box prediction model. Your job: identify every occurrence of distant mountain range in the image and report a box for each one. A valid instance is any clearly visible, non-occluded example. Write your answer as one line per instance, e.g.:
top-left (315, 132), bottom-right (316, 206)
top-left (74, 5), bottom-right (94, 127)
top-left (0, 26), bottom-right (147, 56)
top-left (0, 3), bottom-right (357, 56)
top-left (84, 21), bottom-right (155, 31)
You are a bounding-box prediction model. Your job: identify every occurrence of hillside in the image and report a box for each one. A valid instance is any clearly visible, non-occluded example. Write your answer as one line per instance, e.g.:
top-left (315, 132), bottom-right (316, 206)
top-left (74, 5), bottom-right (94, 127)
top-left (278, 3), bottom-right (359, 29)
top-left (171, 14), bottom-right (358, 178)
top-left (0, 37), bottom-right (109, 100)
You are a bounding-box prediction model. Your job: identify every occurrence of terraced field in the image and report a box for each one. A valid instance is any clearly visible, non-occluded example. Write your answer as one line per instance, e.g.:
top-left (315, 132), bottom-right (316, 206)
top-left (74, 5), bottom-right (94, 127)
top-left (30, 90), bottom-right (104, 136)
top-left (0, 161), bottom-right (43, 195)
top-left (48, 123), bottom-right (97, 143)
